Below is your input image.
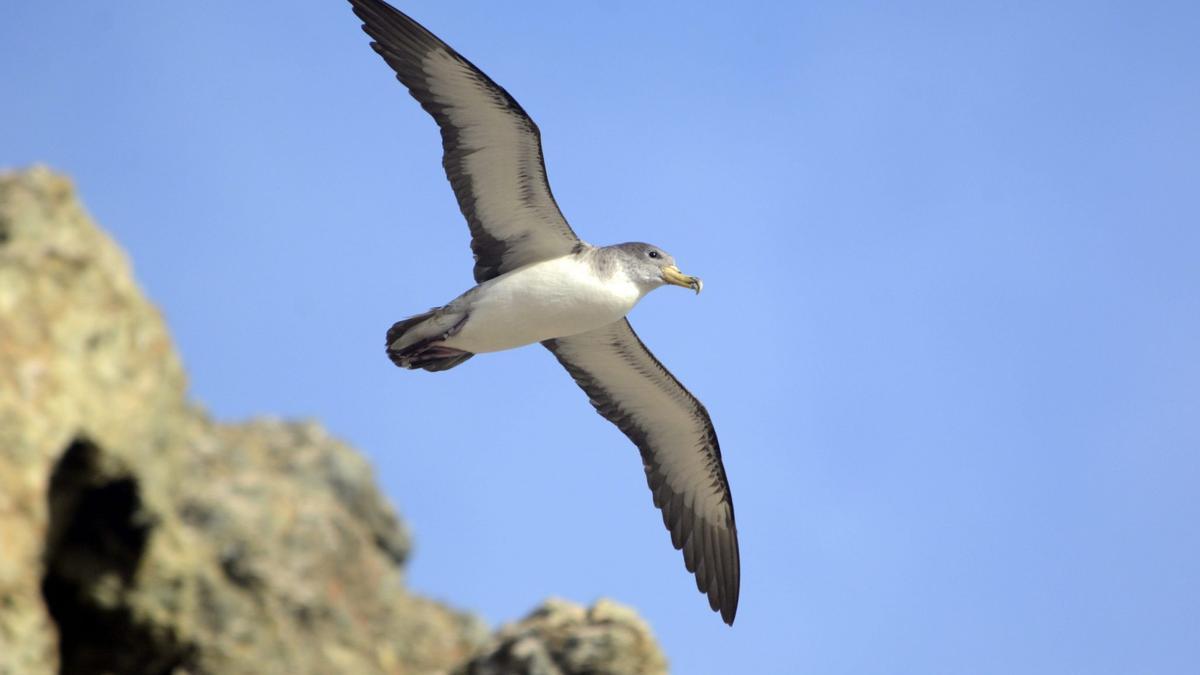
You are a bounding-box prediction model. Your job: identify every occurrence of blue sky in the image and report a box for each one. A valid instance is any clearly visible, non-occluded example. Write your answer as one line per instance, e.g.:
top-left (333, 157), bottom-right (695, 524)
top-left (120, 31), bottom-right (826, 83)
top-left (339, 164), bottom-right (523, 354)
top-left (4, 1), bottom-right (1199, 672)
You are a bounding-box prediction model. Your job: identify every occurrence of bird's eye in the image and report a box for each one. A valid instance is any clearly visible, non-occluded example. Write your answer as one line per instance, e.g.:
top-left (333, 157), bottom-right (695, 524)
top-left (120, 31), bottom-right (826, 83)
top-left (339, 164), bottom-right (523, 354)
top-left (648, 250), bottom-right (660, 259)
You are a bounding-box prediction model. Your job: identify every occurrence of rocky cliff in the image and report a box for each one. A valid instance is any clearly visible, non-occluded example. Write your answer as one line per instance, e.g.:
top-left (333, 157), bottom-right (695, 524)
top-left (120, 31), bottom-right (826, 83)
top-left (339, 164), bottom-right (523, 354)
top-left (0, 167), bottom-right (667, 675)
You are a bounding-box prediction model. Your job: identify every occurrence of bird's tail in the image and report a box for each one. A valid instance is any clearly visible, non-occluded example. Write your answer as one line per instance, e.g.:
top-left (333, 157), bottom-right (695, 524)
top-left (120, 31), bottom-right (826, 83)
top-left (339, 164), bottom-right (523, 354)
top-left (385, 308), bottom-right (474, 372)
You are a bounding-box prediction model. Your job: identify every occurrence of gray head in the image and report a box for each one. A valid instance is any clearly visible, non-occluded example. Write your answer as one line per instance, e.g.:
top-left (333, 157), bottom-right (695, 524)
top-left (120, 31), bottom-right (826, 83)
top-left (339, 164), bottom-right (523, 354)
top-left (609, 242), bottom-right (703, 295)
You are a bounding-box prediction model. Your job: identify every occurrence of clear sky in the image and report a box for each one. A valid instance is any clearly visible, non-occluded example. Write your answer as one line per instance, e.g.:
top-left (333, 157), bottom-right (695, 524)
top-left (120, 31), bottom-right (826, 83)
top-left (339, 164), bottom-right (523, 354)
top-left (4, 1), bottom-right (1199, 673)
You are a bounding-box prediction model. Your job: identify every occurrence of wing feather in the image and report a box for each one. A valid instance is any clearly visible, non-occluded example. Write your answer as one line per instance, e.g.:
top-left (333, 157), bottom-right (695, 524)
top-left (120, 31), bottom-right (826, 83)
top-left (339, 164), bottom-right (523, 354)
top-left (544, 319), bottom-right (740, 624)
top-left (350, 0), bottom-right (581, 281)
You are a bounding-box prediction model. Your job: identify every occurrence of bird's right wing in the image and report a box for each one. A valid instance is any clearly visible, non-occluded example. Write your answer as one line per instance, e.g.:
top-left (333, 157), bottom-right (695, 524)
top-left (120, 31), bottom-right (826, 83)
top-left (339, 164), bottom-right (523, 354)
top-left (350, 0), bottom-right (582, 282)
top-left (543, 319), bottom-right (740, 624)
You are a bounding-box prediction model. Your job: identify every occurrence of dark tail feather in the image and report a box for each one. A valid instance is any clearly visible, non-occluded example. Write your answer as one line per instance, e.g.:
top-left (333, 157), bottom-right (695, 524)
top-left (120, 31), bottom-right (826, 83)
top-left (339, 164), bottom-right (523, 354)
top-left (385, 310), bottom-right (437, 349)
top-left (390, 344), bottom-right (474, 372)
top-left (385, 310), bottom-right (474, 372)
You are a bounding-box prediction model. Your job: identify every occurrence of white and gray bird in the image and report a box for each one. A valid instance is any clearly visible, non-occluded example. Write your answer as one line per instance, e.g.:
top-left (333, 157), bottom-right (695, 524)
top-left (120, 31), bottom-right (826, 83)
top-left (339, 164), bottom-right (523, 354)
top-left (349, 0), bottom-right (740, 624)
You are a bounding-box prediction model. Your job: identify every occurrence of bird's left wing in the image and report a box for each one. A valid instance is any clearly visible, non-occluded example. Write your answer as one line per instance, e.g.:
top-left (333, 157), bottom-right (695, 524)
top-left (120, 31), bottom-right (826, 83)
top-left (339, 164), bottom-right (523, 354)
top-left (350, 0), bottom-right (582, 282)
top-left (543, 319), bottom-right (740, 624)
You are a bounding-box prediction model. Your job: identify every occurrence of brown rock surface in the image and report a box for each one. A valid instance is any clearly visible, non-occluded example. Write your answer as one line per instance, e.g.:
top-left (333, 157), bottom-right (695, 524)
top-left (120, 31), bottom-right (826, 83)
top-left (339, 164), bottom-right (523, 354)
top-left (457, 599), bottom-right (668, 675)
top-left (0, 167), bottom-right (666, 675)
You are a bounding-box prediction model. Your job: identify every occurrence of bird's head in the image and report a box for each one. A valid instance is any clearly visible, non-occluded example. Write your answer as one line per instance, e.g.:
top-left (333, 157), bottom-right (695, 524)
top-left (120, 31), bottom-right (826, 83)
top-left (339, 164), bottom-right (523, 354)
top-left (615, 242), bottom-right (703, 295)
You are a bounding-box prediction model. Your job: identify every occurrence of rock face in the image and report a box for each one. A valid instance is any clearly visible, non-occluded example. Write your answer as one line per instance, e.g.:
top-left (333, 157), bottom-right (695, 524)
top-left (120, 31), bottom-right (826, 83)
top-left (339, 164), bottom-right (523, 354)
top-left (457, 599), bottom-right (667, 675)
top-left (0, 167), bottom-right (666, 675)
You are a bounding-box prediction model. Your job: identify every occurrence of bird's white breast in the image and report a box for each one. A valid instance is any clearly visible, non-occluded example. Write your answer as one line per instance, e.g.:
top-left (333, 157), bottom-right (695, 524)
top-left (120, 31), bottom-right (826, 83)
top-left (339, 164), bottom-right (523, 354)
top-left (443, 255), bottom-right (642, 354)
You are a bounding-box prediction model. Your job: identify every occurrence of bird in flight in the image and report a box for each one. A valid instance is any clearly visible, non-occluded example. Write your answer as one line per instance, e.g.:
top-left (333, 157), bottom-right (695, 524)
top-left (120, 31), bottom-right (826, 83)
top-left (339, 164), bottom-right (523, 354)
top-left (349, 0), bottom-right (739, 624)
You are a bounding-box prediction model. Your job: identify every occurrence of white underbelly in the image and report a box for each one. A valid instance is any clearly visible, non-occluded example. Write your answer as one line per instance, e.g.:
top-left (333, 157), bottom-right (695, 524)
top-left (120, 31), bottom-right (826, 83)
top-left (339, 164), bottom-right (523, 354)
top-left (442, 256), bottom-right (640, 353)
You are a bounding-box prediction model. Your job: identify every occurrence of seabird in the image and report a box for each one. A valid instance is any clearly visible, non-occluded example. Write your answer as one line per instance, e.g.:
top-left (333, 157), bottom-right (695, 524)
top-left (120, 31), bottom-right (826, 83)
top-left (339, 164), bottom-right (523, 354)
top-left (349, 0), bottom-right (740, 625)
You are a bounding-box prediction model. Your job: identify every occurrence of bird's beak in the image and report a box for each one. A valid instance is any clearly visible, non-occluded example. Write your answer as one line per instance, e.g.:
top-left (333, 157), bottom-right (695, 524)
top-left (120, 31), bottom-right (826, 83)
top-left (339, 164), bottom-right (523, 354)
top-left (662, 265), bottom-right (703, 294)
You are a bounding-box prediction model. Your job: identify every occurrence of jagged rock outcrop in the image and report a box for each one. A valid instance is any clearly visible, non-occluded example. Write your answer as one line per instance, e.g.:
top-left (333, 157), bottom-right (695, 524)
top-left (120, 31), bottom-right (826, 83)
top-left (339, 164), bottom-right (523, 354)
top-left (457, 599), bottom-right (667, 675)
top-left (0, 167), bottom-right (666, 675)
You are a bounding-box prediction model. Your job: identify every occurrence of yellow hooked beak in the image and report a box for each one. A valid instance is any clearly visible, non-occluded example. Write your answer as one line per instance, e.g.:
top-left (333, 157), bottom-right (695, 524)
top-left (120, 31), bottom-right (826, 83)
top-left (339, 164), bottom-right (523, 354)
top-left (661, 265), bottom-right (703, 294)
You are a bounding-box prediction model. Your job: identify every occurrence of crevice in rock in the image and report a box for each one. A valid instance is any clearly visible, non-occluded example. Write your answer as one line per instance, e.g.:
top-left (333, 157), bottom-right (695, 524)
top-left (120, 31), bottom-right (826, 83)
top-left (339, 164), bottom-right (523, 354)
top-left (41, 437), bottom-right (195, 675)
